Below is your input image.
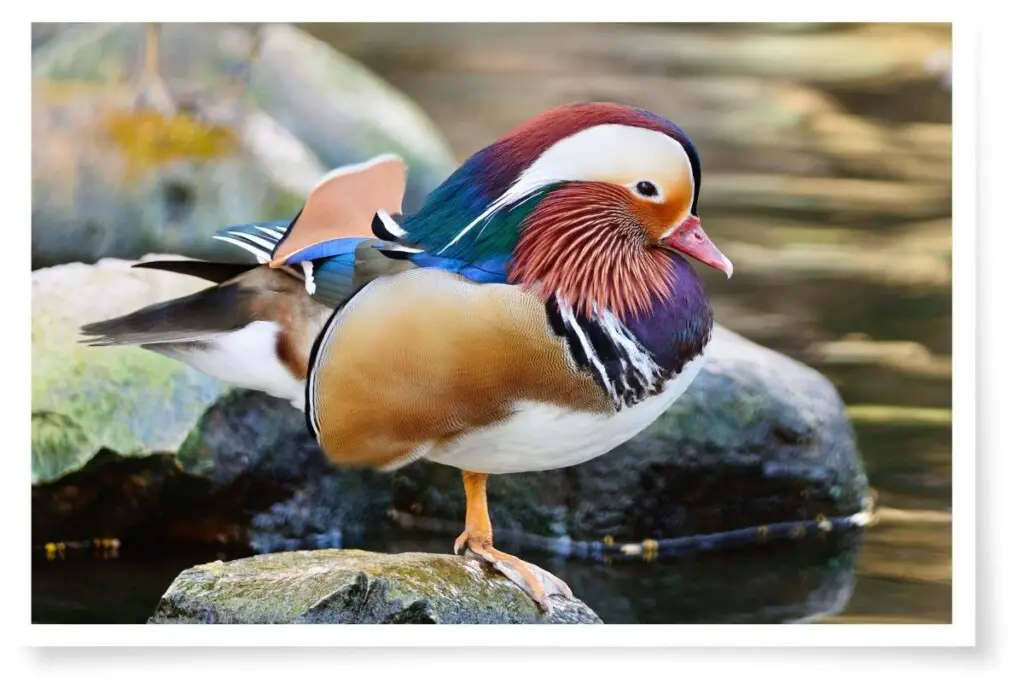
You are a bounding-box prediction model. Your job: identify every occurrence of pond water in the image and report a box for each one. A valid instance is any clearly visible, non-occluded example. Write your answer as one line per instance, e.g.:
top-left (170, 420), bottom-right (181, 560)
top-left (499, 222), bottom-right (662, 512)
top-left (31, 23), bottom-right (952, 625)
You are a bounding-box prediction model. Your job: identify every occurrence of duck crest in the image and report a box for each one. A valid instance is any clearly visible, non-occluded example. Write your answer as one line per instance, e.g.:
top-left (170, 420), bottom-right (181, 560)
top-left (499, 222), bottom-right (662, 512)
top-left (544, 254), bottom-right (714, 410)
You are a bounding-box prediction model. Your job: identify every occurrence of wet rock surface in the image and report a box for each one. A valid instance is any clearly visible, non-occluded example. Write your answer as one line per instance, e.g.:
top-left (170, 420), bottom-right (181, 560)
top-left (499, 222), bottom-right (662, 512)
top-left (150, 549), bottom-right (601, 624)
top-left (373, 529), bottom-right (864, 624)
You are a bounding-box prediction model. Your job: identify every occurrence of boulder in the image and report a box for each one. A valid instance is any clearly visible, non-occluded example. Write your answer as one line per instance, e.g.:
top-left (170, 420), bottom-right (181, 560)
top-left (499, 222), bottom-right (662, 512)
top-left (176, 390), bottom-right (393, 553)
top-left (163, 323), bottom-right (868, 551)
top-left (149, 549), bottom-right (601, 624)
top-left (31, 23), bottom-right (456, 269)
top-left (31, 257), bottom-right (230, 486)
top-left (29, 257), bottom-right (393, 547)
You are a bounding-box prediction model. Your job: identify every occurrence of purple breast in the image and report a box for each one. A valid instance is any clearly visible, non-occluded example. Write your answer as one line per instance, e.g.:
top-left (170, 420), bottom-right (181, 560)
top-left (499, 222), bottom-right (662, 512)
top-left (623, 254), bottom-right (714, 374)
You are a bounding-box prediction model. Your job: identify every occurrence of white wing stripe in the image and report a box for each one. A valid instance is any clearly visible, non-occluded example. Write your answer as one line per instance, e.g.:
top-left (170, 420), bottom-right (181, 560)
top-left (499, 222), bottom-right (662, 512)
top-left (255, 226), bottom-right (287, 240)
top-left (212, 235), bottom-right (271, 263)
top-left (228, 231), bottom-right (277, 252)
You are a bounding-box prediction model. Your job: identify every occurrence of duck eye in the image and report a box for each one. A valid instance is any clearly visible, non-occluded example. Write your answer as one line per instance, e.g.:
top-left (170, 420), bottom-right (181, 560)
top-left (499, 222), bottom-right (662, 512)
top-left (635, 180), bottom-right (658, 198)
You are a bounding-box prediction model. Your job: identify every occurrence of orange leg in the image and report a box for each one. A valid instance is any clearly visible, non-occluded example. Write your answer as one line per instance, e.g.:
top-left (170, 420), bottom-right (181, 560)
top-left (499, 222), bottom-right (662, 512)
top-left (453, 471), bottom-right (572, 613)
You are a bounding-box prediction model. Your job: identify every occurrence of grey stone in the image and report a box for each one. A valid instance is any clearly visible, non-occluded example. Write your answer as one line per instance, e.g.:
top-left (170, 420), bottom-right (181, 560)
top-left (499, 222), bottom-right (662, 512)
top-left (150, 549), bottom-right (602, 624)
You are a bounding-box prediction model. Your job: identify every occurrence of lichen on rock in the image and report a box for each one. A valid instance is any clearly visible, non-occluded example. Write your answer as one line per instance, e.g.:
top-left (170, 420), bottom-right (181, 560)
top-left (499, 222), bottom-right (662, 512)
top-left (150, 549), bottom-right (602, 624)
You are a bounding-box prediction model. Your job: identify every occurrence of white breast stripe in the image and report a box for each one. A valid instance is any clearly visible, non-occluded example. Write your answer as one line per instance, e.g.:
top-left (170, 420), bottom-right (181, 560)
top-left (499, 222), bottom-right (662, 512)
top-left (557, 294), bottom-right (613, 395)
top-left (600, 310), bottom-right (659, 392)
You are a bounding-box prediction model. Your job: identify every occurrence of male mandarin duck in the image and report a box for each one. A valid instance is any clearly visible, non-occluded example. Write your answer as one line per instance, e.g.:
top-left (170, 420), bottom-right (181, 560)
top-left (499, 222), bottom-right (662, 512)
top-left (81, 102), bottom-right (734, 611)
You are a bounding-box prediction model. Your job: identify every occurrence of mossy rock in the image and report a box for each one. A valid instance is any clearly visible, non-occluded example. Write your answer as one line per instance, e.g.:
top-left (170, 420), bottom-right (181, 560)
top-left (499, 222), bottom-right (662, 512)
top-left (31, 257), bottom-right (231, 485)
top-left (31, 23), bottom-right (456, 268)
top-left (150, 549), bottom-right (601, 624)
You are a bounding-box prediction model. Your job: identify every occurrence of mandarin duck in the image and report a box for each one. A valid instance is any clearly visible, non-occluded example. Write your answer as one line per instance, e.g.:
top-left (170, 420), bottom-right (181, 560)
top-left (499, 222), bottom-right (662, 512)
top-left (80, 102), bottom-right (734, 611)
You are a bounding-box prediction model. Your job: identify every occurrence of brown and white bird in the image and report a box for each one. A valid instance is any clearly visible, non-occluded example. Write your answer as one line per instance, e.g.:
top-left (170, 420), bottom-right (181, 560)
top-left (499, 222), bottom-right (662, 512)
top-left (81, 102), bottom-right (734, 611)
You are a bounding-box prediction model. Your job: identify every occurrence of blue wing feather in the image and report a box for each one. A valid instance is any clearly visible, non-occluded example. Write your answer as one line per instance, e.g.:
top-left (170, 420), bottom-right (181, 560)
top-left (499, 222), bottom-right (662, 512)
top-left (208, 216), bottom-right (511, 313)
top-left (280, 238), bottom-right (368, 266)
top-left (406, 252), bottom-right (509, 284)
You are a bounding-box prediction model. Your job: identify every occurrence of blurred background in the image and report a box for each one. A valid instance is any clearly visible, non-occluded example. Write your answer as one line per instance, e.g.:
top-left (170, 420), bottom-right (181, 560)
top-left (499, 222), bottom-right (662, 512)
top-left (31, 22), bottom-right (952, 625)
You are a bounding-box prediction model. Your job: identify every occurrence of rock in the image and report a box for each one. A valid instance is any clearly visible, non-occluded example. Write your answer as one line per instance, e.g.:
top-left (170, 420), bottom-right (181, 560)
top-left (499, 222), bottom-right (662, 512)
top-left (31, 23), bottom-right (456, 269)
top-left (150, 549), bottom-right (601, 624)
top-left (246, 24), bottom-right (456, 210)
top-left (130, 322), bottom-right (867, 550)
top-left (32, 450), bottom-right (185, 544)
top-left (31, 257), bottom-right (231, 485)
top-left (176, 390), bottom-right (393, 553)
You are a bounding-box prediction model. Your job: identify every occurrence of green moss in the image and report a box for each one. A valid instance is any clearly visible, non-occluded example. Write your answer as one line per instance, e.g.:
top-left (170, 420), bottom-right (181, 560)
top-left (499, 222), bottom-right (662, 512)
top-left (32, 263), bottom-right (231, 483)
top-left (32, 338), bottom-right (223, 460)
top-left (31, 412), bottom-right (97, 485)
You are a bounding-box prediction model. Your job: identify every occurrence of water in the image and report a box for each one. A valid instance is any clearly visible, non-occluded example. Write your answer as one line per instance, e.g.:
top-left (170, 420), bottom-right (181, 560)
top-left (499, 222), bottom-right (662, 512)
top-left (31, 23), bottom-right (952, 625)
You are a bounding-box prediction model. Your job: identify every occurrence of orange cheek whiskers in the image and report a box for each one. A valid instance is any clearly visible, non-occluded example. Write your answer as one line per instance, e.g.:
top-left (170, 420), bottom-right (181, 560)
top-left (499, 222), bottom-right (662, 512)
top-left (509, 184), bottom-right (677, 321)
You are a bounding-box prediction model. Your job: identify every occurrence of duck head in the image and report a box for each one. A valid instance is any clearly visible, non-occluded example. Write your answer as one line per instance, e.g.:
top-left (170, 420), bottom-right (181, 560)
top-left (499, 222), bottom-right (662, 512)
top-left (394, 102), bottom-right (733, 319)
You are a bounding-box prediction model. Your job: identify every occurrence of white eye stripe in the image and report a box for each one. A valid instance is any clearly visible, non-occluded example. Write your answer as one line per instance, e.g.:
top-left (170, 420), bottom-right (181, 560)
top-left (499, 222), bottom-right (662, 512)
top-left (439, 124), bottom-right (693, 252)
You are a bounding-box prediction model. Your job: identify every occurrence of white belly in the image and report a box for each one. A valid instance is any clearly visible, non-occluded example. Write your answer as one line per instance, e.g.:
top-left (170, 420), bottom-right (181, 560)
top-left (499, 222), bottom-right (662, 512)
top-left (425, 354), bottom-right (707, 474)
